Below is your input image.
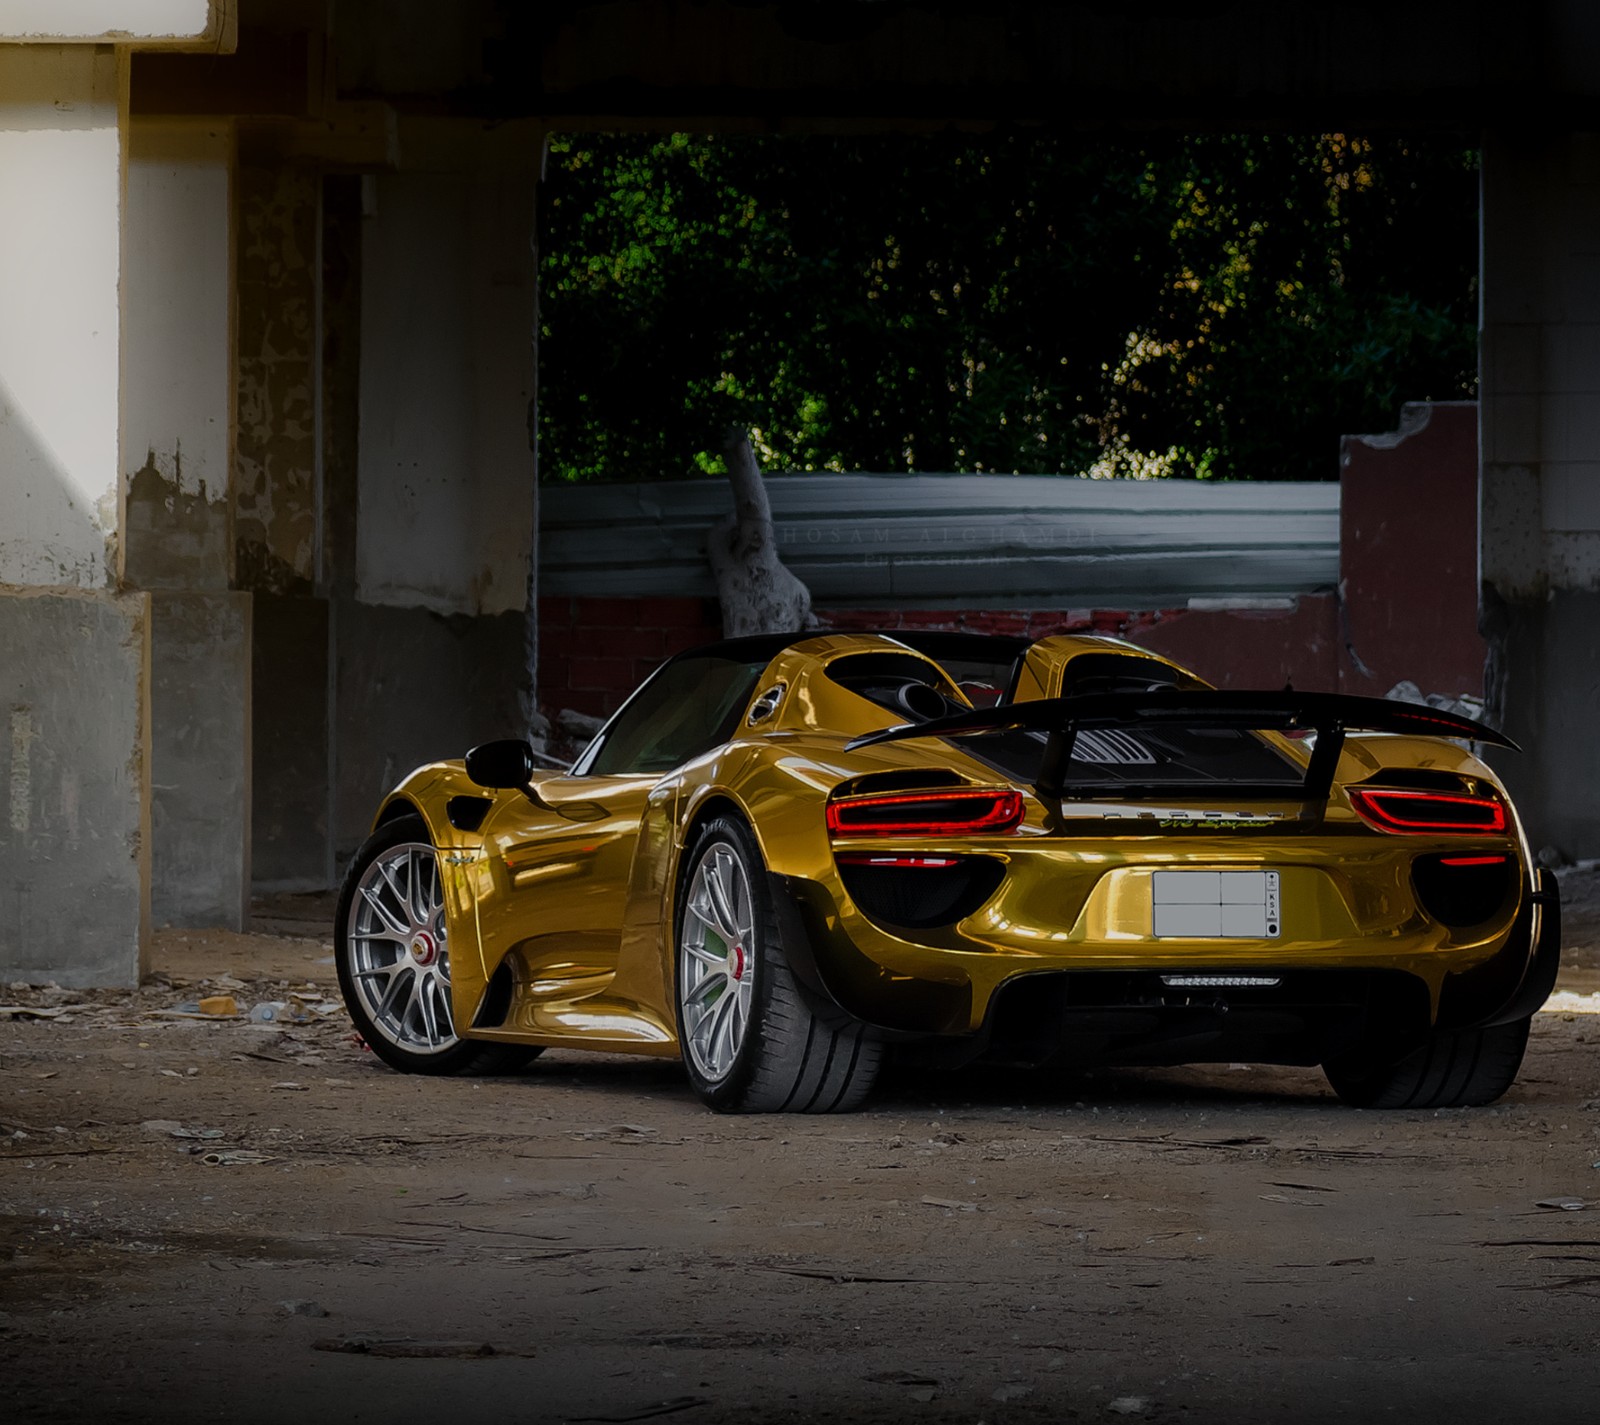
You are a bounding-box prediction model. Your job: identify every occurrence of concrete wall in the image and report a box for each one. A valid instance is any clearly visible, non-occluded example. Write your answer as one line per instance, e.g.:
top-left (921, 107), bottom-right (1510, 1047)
top-left (0, 46), bottom-right (124, 589)
top-left (149, 591), bottom-right (250, 926)
top-left (235, 158), bottom-right (320, 594)
top-left (355, 164), bottom-right (536, 617)
top-left (0, 46), bottom-right (160, 984)
top-left (332, 598), bottom-right (525, 855)
top-left (123, 118), bottom-right (234, 590)
top-left (251, 592), bottom-right (331, 890)
top-left (121, 117), bottom-right (252, 930)
top-left (1480, 131), bottom-right (1600, 858)
top-left (0, 591), bottom-right (151, 986)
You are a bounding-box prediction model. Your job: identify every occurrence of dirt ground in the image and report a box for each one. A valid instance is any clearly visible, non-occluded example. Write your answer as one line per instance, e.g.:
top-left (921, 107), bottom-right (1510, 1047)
top-left (4, 869), bottom-right (1600, 1425)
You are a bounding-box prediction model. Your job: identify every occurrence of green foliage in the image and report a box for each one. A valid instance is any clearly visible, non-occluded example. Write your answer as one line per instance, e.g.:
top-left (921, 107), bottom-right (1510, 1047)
top-left (538, 131), bottom-right (1477, 483)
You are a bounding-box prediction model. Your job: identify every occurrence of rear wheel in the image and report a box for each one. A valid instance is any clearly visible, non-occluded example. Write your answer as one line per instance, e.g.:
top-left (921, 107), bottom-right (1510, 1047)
top-left (1323, 1016), bottom-right (1531, 1108)
top-left (336, 814), bottom-right (540, 1076)
top-left (675, 814), bottom-right (882, 1113)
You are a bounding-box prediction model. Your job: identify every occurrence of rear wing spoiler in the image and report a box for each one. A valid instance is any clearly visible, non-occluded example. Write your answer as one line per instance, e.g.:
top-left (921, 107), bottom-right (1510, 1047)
top-left (846, 690), bottom-right (1517, 811)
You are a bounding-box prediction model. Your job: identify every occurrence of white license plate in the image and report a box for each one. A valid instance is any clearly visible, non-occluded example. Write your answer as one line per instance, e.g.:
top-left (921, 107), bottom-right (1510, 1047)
top-left (1151, 871), bottom-right (1281, 939)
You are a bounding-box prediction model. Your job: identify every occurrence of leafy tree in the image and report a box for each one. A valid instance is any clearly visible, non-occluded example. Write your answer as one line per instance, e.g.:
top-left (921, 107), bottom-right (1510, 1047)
top-left (537, 131), bottom-right (1477, 482)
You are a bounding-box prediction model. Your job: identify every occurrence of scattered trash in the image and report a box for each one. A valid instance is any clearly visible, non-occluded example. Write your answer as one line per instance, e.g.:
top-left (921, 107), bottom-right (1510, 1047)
top-left (249, 1002), bottom-right (308, 1025)
top-left (1535, 1197), bottom-right (1588, 1212)
top-left (864, 1371), bottom-right (939, 1387)
top-left (271, 1082), bottom-right (308, 1092)
top-left (1259, 1193), bottom-right (1324, 1207)
top-left (168, 1126), bottom-right (226, 1141)
top-left (920, 1196), bottom-right (978, 1212)
top-left (139, 1120), bottom-right (184, 1135)
top-left (1108, 1398), bottom-right (1150, 1416)
top-left (0, 1005), bottom-right (68, 1020)
top-left (277, 1299), bottom-right (329, 1317)
top-left (201, 1150), bottom-right (278, 1166)
top-left (199, 995), bottom-right (239, 1016)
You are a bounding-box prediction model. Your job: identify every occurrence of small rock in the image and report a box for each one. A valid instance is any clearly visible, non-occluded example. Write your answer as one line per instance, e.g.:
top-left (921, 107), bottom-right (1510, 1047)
top-left (993, 1383), bottom-right (1032, 1402)
top-left (1109, 1399), bottom-right (1149, 1416)
top-left (1537, 845), bottom-right (1572, 870)
top-left (278, 1299), bottom-right (329, 1318)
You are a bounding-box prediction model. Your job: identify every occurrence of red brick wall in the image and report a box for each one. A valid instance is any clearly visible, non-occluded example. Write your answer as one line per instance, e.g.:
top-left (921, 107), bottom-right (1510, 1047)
top-left (538, 595), bottom-right (721, 718)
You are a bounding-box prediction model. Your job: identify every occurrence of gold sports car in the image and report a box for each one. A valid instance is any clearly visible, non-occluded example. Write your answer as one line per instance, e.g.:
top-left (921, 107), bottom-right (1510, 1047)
top-left (335, 631), bottom-right (1561, 1113)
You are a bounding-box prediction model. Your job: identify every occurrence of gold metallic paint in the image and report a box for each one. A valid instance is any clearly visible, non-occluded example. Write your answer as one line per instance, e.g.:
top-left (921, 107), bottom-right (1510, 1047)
top-left (368, 634), bottom-right (1531, 1056)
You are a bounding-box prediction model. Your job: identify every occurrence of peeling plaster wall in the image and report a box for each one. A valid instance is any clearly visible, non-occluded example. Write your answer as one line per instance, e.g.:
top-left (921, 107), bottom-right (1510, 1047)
top-left (123, 117), bottom-right (234, 590)
top-left (355, 164), bottom-right (535, 617)
top-left (1481, 130), bottom-right (1600, 856)
top-left (235, 160), bottom-right (319, 594)
top-left (0, 46), bottom-right (124, 589)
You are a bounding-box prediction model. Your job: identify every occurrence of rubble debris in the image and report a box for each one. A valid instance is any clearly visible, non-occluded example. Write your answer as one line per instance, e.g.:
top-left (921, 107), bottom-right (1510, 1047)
top-left (1535, 1197), bottom-right (1589, 1212)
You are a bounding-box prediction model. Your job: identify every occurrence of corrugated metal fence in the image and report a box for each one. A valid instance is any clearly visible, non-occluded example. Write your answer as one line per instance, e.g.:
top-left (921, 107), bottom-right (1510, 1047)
top-left (540, 474), bottom-right (1339, 609)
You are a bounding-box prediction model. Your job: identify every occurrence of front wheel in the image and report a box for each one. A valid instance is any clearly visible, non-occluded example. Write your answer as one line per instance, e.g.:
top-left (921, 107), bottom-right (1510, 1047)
top-left (1323, 1016), bottom-right (1531, 1108)
top-left (335, 814), bottom-right (540, 1076)
top-left (674, 815), bottom-right (882, 1113)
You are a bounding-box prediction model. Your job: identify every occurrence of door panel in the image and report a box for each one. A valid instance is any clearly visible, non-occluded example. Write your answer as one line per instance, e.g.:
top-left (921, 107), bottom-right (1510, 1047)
top-left (476, 774), bottom-right (656, 998)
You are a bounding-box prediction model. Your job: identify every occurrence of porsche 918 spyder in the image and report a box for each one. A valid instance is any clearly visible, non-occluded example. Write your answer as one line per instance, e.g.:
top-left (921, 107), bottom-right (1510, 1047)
top-left (335, 631), bottom-right (1560, 1113)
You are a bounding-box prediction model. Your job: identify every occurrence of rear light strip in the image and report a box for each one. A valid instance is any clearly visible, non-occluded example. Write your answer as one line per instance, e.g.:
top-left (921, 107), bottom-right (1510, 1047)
top-left (835, 853), bottom-right (963, 868)
top-left (1348, 787), bottom-right (1507, 835)
top-left (826, 788), bottom-right (1025, 838)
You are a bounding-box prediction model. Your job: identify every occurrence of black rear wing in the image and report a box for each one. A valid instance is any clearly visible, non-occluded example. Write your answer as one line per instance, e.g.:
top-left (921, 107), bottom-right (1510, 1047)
top-left (846, 690), bottom-right (1517, 812)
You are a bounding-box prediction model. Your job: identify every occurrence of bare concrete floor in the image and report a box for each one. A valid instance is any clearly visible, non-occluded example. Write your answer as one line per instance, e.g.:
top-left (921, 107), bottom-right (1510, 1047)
top-left (4, 873), bottom-right (1599, 1425)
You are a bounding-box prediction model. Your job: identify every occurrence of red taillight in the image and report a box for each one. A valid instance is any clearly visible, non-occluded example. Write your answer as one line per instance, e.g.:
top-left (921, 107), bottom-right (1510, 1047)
top-left (1348, 787), bottom-right (1507, 836)
top-left (826, 789), bottom-right (1025, 838)
top-left (1439, 854), bottom-right (1510, 867)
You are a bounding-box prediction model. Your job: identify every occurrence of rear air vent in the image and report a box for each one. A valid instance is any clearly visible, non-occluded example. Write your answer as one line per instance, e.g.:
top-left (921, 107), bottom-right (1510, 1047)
top-left (837, 855), bottom-right (1005, 930)
top-left (1411, 853), bottom-right (1516, 928)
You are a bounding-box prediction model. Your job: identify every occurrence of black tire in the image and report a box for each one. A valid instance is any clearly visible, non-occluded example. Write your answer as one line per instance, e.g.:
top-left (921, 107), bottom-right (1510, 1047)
top-left (335, 814), bottom-right (541, 1076)
top-left (674, 814), bottom-right (883, 1113)
top-left (1323, 1016), bottom-right (1531, 1108)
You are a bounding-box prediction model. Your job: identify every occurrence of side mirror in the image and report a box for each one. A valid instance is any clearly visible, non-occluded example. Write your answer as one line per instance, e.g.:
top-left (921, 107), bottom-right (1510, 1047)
top-left (464, 738), bottom-right (535, 791)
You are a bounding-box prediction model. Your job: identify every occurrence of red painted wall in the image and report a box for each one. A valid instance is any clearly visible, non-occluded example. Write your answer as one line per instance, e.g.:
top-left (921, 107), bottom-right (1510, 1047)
top-left (1336, 402), bottom-right (1483, 699)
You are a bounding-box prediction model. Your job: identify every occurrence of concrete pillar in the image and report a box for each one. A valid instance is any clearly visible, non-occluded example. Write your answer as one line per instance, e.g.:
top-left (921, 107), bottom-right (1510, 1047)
top-left (1480, 130), bottom-right (1600, 860)
top-left (235, 149), bottom-right (333, 891)
top-left (0, 45), bottom-right (153, 985)
top-left (123, 117), bottom-right (252, 930)
top-left (333, 126), bottom-right (538, 863)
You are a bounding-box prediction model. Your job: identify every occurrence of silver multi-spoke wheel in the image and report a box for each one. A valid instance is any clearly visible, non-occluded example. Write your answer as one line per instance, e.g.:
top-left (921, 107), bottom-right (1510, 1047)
top-left (678, 840), bottom-right (756, 1082)
top-left (345, 841), bottom-right (458, 1055)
